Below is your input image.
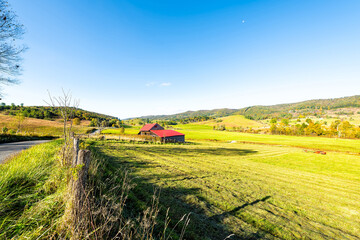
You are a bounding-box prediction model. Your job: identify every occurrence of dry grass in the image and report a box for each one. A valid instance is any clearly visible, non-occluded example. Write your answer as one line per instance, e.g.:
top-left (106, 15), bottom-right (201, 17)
top-left (0, 114), bottom-right (91, 136)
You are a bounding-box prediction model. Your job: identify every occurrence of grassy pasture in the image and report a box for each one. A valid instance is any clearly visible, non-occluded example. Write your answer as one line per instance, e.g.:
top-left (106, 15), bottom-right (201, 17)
top-left (103, 123), bottom-right (360, 153)
top-left (101, 127), bottom-right (140, 135)
top-left (174, 126), bottom-right (360, 154)
top-left (92, 140), bottom-right (360, 239)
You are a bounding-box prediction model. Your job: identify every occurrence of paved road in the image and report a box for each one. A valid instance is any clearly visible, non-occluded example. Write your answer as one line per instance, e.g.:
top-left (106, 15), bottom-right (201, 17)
top-left (0, 140), bottom-right (50, 164)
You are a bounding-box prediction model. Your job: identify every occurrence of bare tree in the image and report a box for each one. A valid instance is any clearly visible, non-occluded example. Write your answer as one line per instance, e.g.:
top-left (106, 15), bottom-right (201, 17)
top-left (0, 0), bottom-right (26, 96)
top-left (15, 112), bottom-right (25, 133)
top-left (45, 89), bottom-right (79, 165)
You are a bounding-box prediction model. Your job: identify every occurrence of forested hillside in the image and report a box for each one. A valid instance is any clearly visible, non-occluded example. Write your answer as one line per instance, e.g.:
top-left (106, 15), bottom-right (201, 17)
top-left (136, 95), bottom-right (360, 121)
top-left (138, 108), bottom-right (238, 121)
top-left (237, 95), bottom-right (360, 120)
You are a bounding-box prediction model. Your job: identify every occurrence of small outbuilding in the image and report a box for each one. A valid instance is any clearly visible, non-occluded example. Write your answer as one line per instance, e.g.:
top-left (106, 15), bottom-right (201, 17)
top-left (138, 123), bottom-right (185, 143)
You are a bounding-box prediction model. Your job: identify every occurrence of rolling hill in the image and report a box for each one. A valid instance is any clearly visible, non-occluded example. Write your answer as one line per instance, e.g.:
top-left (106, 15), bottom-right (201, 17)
top-left (0, 113), bottom-right (92, 136)
top-left (237, 95), bottom-right (360, 120)
top-left (136, 95), bottom-right (360, 121)
top-left (136, 108), bottom-right (238, 120)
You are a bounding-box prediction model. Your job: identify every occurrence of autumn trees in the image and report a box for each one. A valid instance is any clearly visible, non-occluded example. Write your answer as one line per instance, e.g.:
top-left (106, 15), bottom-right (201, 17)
top-left (267, 118), bottom-right (360, 138)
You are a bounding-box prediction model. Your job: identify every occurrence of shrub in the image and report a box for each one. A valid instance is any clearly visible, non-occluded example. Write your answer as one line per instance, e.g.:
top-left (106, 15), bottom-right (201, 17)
top-left (2, 126), bottom-right (8, 134)
top-left (85, 128), bottom-right (97, 134)
top-left (73, 118), bottom-right (81, 125)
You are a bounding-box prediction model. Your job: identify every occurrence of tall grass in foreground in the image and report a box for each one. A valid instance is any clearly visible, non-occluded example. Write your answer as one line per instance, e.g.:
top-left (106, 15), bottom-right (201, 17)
top-left (0, 140), bottom-right (66, 239)
top-left (78, 140), bottom-right (190, 239)
top-left (0, 139), bottom-right (190, 239)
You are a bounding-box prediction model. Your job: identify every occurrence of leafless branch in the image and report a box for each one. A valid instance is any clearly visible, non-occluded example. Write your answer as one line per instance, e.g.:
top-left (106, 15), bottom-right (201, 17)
top-left (45, 89), bottom-right (80, 165)
top-left (0, 0), bottom-right (26, 96)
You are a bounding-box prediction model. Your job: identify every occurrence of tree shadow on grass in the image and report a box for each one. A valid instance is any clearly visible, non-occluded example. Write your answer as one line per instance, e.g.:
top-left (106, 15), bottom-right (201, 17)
top-left (91, 143), bottom-right (272, 240)
top-left (209, 196), bottom-right (272, 222)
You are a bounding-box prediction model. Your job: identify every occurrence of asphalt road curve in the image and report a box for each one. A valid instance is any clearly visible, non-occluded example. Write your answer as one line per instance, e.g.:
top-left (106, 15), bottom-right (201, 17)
top-left (0, 140), bottom-right (50, 164)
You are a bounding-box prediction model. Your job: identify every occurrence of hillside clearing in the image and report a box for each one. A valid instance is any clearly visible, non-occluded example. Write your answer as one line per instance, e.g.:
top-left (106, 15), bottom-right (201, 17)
top-left (0, 114), bottom-right (91, 136)
top-left (193, 115), bottom-right (264, 128)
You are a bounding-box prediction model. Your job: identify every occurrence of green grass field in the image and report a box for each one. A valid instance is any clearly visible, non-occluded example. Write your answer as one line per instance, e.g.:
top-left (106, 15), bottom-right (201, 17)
top-left (0, 140), bottom-right (66, 239)
top-left (2, 121), bottom-right (360, 239)
top-left (172, 126), bottom-right (360, 154)
top-left (94, 122), bottom-right (360, 238)
top-left (106, 121), bottom-right (360, 154)
top-left (101, 127), bottom-right (140, 135)
top-left (91, 139), bottom-right (360, 239)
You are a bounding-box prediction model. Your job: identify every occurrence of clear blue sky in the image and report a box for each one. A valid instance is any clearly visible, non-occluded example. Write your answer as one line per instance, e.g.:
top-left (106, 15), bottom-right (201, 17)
top-left (3, 0), bottom-right (360, 118)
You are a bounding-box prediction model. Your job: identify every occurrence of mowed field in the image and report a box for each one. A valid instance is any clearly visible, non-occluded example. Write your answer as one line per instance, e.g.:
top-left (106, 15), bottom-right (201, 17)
top-left (92, 137), bottom-right (360, 239)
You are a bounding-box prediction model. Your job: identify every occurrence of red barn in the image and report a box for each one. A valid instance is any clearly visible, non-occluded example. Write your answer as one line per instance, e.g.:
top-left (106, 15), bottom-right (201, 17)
top-left (138, 123), bottom-right (185, 142)
top-left (138, 123), bottom-right (164, 135)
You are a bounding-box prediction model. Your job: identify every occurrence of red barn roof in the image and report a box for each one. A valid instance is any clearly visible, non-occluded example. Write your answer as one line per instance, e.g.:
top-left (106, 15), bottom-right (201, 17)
top-left (150, 130), bottom-right (185, 138)
top-left (139, 123), bottom-right (158, 131)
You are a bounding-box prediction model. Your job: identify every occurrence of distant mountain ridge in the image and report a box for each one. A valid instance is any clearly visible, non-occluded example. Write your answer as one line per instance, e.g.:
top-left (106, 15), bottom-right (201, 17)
top-left (138, 108), bottom-right (238, 120)
top-left (136, 95), bottom-right (360, 121)
top-left (237, 95), bottom-right (360, 120)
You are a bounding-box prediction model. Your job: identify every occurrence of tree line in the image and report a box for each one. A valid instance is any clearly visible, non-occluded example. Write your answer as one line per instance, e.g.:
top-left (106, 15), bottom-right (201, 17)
top-left (268, 118), bottom-right (360, 139)
top-left (219, 118), bottom-right (360, 139)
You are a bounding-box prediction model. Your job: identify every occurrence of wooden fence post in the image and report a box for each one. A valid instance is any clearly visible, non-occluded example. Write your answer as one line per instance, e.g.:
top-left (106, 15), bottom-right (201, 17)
top-left (71, 146), bottom-right (91, 238)
top-left (73, 149), bottom-right (91, 197)
top-left (73, 138), bottom-right (79, 166)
